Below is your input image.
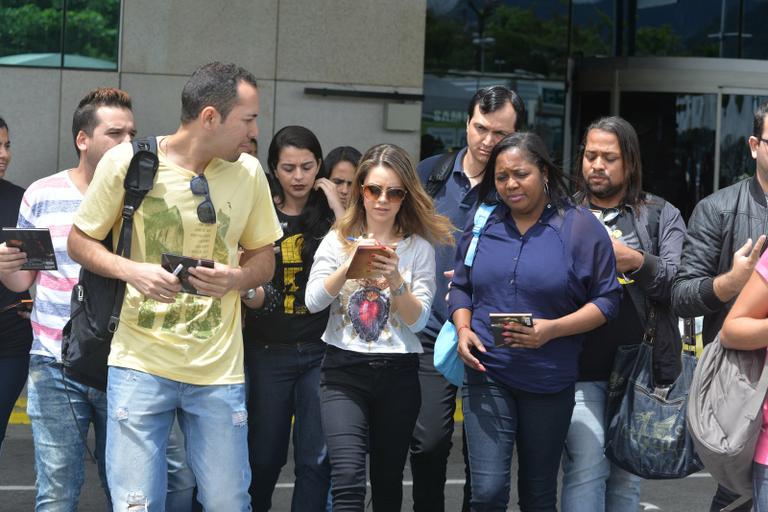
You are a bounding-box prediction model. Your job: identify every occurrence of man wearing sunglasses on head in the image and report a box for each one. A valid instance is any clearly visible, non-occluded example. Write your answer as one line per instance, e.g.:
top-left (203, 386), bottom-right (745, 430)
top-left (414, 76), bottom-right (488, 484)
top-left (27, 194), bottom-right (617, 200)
top-left (67, 62), bottom-right (283, 511)
top-left (411, 85), bottom-right (525, 512)
top-left (563, 116), bottom-right (686, 512)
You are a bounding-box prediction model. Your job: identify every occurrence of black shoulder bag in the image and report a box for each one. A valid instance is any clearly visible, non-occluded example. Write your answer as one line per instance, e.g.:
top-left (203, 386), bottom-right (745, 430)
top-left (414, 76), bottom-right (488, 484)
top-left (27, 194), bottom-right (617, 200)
top-left (604, 304), bottom-right (702, 478)
top-left (61, 137), bottom-right (158, 391)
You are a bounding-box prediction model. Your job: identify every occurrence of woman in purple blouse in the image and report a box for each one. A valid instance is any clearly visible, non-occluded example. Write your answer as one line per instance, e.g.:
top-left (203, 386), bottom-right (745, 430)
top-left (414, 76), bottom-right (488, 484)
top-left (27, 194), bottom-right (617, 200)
top-left (449, 132), bottom-right (621, 512)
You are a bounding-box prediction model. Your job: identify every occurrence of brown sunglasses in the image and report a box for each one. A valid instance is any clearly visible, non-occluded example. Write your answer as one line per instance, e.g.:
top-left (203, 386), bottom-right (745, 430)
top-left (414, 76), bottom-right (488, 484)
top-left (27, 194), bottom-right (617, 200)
top-left (362, 184), bottom-right (407, 203)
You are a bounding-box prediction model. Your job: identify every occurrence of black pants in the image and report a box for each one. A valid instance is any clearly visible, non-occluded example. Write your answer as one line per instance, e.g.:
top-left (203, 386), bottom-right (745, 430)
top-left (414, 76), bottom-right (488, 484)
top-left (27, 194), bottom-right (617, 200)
top-left (321, 355), bottom-right (421, 512)
top-left (410, 337), bottom-right (471, 511)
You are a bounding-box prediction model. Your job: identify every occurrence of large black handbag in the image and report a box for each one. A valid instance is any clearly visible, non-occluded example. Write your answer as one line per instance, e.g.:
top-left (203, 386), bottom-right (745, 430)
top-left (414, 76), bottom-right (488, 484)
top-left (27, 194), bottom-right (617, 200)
top-left (60, 137), bottom-right (158, 391)
top-left (604, 306), bottom-right (702, 479)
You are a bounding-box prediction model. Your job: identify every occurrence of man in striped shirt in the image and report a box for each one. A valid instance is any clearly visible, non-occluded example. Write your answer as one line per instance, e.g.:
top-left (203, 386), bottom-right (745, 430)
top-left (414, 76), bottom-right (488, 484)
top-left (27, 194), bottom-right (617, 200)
top-left (0, 88), bottom-right (134, 510)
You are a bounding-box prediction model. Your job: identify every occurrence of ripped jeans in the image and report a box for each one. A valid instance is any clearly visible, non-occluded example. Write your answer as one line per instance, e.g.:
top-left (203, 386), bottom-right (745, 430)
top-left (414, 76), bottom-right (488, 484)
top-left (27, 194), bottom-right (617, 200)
top-left (106, 366), bottom-right (251, 511)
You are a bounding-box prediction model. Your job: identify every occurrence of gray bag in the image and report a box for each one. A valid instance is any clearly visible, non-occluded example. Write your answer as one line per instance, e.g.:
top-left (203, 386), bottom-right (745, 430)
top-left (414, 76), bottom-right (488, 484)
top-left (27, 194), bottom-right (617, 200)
top-left (686, 334), bottom-right (768, 502)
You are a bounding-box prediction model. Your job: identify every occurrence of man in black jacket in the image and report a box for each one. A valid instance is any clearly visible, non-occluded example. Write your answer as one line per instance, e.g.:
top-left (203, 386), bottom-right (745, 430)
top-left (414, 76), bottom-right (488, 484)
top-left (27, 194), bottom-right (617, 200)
top-left (412, 85), bottom-right (525, 511)
top-left (672, 101), bottom-right (768, 512)
top-left (563, 115), bottom-right (687, 512)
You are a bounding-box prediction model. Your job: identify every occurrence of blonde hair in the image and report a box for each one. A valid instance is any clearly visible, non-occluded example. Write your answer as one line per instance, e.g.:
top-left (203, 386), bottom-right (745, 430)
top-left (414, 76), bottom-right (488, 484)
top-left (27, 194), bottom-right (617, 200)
top-left (335, 143), bottom-right (454, 250)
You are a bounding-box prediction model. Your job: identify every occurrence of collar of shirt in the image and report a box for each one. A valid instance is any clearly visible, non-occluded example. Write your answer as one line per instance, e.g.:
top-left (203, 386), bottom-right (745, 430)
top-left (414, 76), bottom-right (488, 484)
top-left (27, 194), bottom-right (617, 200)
top-left (451, 147), bottom-right (469, 178)
top-left (451, 147), bottom-right (480, 210)
top-left (490, 200), bottom-right (559, 233)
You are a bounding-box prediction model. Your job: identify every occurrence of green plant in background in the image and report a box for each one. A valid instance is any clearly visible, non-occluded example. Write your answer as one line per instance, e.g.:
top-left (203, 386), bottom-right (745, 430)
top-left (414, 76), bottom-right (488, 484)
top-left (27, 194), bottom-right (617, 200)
top-left (0, 0), bottom-right (119, 66)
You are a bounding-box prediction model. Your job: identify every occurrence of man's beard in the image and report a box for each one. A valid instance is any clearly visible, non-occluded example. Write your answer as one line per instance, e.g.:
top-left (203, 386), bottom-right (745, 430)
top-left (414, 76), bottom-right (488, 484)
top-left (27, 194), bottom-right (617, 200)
top-left (587, 178), bottom-right (624, 200)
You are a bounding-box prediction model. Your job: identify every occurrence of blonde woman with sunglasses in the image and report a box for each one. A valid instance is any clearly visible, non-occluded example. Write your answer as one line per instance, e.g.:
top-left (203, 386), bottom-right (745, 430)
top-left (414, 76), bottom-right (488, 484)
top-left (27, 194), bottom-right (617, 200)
top-left (306, 143), bottom-right (453, 511)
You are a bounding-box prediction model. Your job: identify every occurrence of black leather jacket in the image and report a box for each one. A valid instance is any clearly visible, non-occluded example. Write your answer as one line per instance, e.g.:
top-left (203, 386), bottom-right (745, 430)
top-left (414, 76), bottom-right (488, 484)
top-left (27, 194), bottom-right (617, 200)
top-left (672, 175), bottom-right (768, 345)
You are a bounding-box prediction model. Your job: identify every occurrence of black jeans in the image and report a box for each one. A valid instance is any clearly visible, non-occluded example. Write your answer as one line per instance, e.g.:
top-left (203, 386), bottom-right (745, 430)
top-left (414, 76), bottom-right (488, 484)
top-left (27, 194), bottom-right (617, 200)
top-left (410, 336), bottom-right (471, 511)
top-left (245, 341), bottom-right (330, 512)
top-left (320, 354), bottom-right (421, 512)
top-left (0, 354), bottom-right (29, 449)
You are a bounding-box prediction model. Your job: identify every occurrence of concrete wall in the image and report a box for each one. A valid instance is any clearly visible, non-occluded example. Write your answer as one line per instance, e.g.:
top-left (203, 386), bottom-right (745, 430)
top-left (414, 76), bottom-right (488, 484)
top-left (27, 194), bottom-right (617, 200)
top-left (0, 0), bottom-right (426, 189)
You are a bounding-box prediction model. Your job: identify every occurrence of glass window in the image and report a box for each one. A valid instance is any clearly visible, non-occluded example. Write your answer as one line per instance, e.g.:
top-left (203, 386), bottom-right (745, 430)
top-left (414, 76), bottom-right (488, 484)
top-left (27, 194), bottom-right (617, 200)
top-left (422, 1), bottom-right (568, 159)
top-left (719, 94), bottom-right (768, 188)
top-left (741, 0), bottom-right (768, 60)
top-left (620, 92), bottom-right (717, 219)
top-left (633, 0), bottom-right (721, 57)
top-left (0, 0), bottom-right (119, 70)
top-left (570, 0), bottom-right (614, 57)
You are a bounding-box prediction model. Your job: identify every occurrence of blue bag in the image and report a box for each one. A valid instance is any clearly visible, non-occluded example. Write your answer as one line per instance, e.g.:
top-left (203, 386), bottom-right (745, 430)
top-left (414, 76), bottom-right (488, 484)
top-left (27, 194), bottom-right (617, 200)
top-left (434, 321), bottom-right (462, 386)
top-left (433, 203), bottom-right (496, 387)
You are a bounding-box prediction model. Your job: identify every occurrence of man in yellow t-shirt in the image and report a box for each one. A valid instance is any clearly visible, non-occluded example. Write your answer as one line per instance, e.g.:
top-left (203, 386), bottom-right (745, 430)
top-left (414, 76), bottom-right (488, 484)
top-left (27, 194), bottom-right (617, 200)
top-left (68, 62), bottom-right (282, 511)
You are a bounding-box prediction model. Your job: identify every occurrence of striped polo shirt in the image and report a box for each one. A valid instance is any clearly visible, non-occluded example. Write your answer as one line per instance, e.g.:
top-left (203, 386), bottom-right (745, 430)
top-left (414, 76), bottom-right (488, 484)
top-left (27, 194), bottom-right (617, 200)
top-left (17, 170), bottom-right (83, 361)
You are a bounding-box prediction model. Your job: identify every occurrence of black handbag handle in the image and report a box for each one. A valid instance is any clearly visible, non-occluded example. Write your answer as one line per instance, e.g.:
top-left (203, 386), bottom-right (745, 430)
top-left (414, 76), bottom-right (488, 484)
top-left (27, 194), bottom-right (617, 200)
top-left (682, 317), bottom-right (697, 356)
top-left (643, 302), bottom-right (657, 345)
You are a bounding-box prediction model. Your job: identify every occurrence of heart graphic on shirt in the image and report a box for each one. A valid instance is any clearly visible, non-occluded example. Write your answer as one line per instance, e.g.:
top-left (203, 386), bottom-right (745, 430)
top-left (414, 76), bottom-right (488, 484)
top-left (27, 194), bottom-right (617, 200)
top-left (348, 286), bottom-right (390, 342)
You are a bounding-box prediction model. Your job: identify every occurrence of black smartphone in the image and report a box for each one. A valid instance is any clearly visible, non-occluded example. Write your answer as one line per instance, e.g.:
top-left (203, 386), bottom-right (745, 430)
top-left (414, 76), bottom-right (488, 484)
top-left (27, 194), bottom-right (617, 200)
top-left (161, 253), bottom-right (215, 296)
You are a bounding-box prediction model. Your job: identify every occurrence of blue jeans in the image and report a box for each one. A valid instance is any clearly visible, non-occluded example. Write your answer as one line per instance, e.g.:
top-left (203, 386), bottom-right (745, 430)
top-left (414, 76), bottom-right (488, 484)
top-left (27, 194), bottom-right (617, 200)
top-left (166, 415), bottom-right (197, 511)
top-left (245, 341), bottom-right (330, 512)
top-left (0, 354), bottom-right (29, 450)
top-left (561, 381), bottom-right (642, 512)
top-left (462, 368), bottom-right (575, 512)
top-left (27, 354), bottom-right (110, 511)
top-left (754, 462), bottom-right (768, 511)
top-left (106, 366), bottom-right (251, 512)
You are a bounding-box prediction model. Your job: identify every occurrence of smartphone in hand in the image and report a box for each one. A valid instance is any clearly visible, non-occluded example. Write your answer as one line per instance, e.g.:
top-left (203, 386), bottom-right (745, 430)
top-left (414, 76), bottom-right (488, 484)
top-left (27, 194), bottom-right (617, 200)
top-left (490, 312), bottom-right (533, 347)
top-left (161, 253), bottom-right (214, 296)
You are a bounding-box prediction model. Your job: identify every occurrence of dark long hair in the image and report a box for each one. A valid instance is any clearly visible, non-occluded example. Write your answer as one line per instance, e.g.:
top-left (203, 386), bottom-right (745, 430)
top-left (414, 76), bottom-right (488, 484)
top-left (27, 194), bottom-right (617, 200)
top-left (266, 125), bottom-right (333, 291)
top-left (574, 116), bottom-right (644, 207)
top-left (477, 132), bottom-right (572, 212)
top-left (324, 146), bottom-right (362, 176)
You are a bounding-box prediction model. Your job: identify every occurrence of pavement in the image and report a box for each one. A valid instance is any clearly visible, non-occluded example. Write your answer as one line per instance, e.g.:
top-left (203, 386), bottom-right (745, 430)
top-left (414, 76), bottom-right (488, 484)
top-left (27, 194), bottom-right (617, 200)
top-left (2, 400), bottom-right (719, 511)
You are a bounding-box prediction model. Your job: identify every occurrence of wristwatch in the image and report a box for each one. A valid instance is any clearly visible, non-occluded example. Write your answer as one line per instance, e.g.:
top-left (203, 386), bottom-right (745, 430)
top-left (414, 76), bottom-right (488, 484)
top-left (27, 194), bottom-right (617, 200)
top-left (243, 288), bottom-right (257, 300)
top-left (392, 281), bottom-right (407, 297)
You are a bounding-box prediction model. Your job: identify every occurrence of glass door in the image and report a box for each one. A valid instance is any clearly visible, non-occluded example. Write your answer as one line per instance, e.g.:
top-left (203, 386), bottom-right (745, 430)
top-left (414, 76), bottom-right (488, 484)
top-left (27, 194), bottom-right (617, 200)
top-left (718, 91), bottom-right (768, 188)
top-left (619, 92), bottom-right (717, 220)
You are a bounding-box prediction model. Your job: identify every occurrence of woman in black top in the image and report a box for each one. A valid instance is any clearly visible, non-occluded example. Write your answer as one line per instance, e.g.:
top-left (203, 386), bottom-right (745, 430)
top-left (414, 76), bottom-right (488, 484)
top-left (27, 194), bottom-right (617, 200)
top-left (241, 125), bottom-right (340, 511)
top-left (0, 117), bottom-right (33, 449)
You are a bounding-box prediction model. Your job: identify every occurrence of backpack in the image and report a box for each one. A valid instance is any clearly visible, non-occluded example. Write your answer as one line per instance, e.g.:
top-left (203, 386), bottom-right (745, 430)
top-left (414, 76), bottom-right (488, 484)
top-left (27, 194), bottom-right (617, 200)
top-left (424, 152), bottom-right (459, 197)
top-left (433, 203), bottom-right (496, 386)
top-left (686, 334), bottom-right (768, 505)
top-left (60, 137), bottom-right (159, 391)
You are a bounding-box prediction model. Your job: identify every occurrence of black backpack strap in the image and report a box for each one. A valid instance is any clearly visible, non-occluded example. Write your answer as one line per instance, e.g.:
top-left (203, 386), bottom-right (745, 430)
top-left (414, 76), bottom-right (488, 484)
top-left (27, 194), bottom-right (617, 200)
top-left (424, 152), bottom-right (459, 197)
top-left (116, 137), bottom-right (159, 257)
top-left (643, 194), bottom-right (664, 250)
top-left (108, 137), bottom-right (159, 333)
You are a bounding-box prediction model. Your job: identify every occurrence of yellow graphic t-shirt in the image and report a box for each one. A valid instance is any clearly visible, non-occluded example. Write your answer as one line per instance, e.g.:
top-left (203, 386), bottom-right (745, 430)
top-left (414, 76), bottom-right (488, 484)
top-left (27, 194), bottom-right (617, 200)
top-left (73, 141), bottom-right (282, 385)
